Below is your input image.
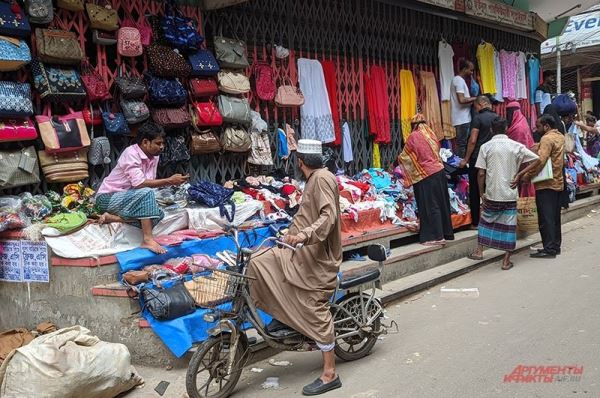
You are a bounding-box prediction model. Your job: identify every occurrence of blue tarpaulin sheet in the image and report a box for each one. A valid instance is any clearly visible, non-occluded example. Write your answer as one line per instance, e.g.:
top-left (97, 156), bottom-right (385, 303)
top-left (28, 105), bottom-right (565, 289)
top-left (115, 227), bottom-right (276, 357)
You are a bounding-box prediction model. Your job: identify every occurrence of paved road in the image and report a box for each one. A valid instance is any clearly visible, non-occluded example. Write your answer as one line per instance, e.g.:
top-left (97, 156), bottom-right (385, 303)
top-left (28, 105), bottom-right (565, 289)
top-left (132, 211), bottom-right (600, 398)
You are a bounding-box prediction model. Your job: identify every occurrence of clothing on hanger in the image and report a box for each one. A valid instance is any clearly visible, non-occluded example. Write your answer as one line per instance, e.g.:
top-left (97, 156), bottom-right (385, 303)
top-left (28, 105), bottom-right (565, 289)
top-left (476, 41), bottom-right (497, 95)
top-left (438, 40), bottom-right (455, 101)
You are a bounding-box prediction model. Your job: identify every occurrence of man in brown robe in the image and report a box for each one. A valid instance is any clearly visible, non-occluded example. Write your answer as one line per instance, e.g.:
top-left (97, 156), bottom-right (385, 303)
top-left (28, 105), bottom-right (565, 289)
top-left (248, 139), bottom-right (343, 396)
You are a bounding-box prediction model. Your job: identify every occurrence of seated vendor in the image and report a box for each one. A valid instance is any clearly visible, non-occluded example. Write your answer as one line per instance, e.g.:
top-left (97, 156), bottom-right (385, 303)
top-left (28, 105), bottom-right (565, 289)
top-left (96, 121), bottom-right (189, 254)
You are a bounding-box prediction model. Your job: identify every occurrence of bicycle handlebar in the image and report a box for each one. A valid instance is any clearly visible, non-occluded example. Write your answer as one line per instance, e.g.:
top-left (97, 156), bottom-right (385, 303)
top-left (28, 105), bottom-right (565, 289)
top-left (240, 236), bottom-right (303, 256)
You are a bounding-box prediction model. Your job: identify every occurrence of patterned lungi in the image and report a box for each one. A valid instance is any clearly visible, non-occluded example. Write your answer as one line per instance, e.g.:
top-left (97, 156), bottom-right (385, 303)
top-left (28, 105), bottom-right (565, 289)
top-left (478, 200), bottom-right (517, 251)
top-left (96, 188), bottom-right (164, 228)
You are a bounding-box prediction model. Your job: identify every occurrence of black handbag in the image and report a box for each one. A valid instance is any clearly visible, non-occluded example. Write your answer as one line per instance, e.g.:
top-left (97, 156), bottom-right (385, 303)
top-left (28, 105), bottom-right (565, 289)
top-left (31, 59), bottom-right (86, 102)
top-left (160, 135), bottom-right (190, 165)
top-left (114, 64), bottom-right (147, 99)
top-left (142, 281), bottom-right (196, 321)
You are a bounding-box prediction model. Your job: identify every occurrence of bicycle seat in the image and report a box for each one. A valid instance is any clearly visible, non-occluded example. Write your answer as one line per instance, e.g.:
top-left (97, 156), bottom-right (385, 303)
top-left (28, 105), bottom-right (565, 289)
top-left (339, 267), bottom-right (380, 290)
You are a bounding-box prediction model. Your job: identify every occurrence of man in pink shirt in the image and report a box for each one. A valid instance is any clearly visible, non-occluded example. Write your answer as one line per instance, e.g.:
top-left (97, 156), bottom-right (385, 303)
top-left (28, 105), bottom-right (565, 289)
top-left (96, 122), bottom-right (188, 253)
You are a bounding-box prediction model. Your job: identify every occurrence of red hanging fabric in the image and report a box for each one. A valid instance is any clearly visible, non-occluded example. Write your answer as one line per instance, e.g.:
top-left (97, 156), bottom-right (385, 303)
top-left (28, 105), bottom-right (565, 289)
top-left (320, 60), bottom-right (342, 146)
top-left (365, 65), bottom-right (391, 144)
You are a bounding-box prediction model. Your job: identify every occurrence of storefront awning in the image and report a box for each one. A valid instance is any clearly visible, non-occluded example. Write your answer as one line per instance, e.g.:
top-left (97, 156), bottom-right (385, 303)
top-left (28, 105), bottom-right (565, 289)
top-left (529, 0), bottom-right (600, 39)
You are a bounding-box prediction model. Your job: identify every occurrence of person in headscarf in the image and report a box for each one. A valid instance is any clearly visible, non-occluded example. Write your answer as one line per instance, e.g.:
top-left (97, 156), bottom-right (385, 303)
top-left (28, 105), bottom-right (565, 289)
top-left (398, 114), bottom-right (455, 245)
top-left (506, 101), bottom-right (534, 148)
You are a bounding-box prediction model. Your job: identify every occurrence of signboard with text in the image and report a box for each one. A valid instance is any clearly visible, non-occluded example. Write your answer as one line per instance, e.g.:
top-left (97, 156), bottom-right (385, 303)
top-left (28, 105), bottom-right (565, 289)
top-left (464, 0), bottom-right (533, 31)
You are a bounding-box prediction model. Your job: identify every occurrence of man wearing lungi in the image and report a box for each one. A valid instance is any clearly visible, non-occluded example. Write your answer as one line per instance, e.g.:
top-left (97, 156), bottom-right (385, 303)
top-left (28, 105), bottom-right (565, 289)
top-left (468, 117), bottom-right (538, 269)
top-left (248, 139), bottom-right (343, 396)
top-left (95, 122), bottom-right (189, 254)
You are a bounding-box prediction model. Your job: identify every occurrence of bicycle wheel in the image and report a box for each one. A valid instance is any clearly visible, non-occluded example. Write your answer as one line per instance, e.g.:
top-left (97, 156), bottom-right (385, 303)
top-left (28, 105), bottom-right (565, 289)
top-left (186, 334), bottom-right (247, 398)
top-left (332, 293), bottom-right (382, 361)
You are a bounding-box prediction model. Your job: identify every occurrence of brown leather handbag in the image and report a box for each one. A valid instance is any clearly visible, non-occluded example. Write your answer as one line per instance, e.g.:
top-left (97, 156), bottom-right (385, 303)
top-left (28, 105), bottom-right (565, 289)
top-left (35, 28), bottom-right (84, 65)
top-left (38, 149), bottom-right (89, 183)
top-left (190, 128), bottom-right (221, 155)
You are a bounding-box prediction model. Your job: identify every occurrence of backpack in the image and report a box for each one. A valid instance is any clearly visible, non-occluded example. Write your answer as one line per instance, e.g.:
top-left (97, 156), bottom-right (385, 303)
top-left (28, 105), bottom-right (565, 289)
top-left (253, 62), bottom-right (276, 101)
top-left (188, 181), bottom-right (236, 222)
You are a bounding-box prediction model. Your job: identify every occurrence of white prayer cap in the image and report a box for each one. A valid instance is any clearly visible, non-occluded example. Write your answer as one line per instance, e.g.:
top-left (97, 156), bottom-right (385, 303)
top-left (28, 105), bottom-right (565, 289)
top-left (297, 139), bottom-right (322, 154)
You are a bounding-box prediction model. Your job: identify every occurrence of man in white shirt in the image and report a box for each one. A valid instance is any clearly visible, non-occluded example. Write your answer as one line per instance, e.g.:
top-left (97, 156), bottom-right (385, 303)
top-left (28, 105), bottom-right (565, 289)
top-left (451, 59), bottom-right (476, 158)
top-left (468, 117), bottom-right (538, 270)
top-left (534, 71), bottom-right (555, 115)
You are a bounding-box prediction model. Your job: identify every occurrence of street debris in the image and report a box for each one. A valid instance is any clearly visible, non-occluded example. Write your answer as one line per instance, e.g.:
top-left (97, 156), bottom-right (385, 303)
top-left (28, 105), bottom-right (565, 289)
top-left (261, 377), bottom-right (280, 390)
top-left (351, 389), bottom-right (380, 398)
top-left (580, 274), bottom-right (590, 278)
top-left (268, 359), bottom-right (292, 367)
top-left (405, 358), bottom-right (413, 364)
top-left (478, 321), bottom-right (489, 325)
top-left (250, 368), bottom-right (264, 373)
top-left (440, 287), bottom-right (480, 298)
top-left (431, 305), bottom-right (437, 309)
top-left (154, 381), bottom-right (170, 396)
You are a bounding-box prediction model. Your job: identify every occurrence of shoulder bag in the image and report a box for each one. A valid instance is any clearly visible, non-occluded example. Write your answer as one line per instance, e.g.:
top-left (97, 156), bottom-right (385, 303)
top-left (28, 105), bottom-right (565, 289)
top-left (217, 70), bottom-right (250, 95)
top-left (0, 81), bottom-right (34, 118)
top-left (0, 146), bottom-right (40, 189)
top-left (0, 35), bottom-right (31, 71)
top-left (190, 78), bottom-right (219, 98)
top-left (146, 43), bottom-right (191, 78)
top-left (25, 0), bottom-right (53, 24)
top-left (141, 281), bottom-right (196, 321)
top-left (38, 148), bottom-right (89, 183)
top-left (214, 35), bottom-right (249, 69)
top-left (86, 2), bottom-right (118, 32)
top-left (145, 73), bottom-right (188, 107)
top-left (190, 101), bottom-right (222, 127)
top-left (121, 99), bottom-right (149, 125)
top-left (36, 107), bottom-right (90, 153)
top-left (190, 128), bottom-right (221, 155)
top-left (114, 64), bottom-right (147, 99)
top-left (160, 1), bottom-right (203, 51)
top-left (222, 125), bottom-right (251, 153)
top-left (0, 117), bottom-right (37, 142)
top-left (57, 0), bottom-right (83, 11)
top-left (160, 135), bottom-right (190, 165)
top-left (35, 28), bottom-right (84, 66)
top-left (151, 105), bottom-right (191, 130)
top-left (80, 59), bottom-right (110, 102)
top-left (253, 62), bottom-right (276, 101)
top-left (82, 102), bottom-right (103, 126)
top-left (118, 24), bottom-right (143, 57)
top-left (121, 17), bottom-right (152, 47)
top-left (218, 95), bottom-right (251, 125)
top-left (88, 120), bottom-right (111, 166)
top-left (188, 48), bottom-right (219, 76)
top-left (0, 0), bottom-right (30, 38)
top-left (102, 105), bottom-right (130, 136)
top-left (31, 59), bottom-right (86, 102)
top-left (275, 81), bottom-right (304, 107)
top-left (247, 131), bottom-right (273, 165)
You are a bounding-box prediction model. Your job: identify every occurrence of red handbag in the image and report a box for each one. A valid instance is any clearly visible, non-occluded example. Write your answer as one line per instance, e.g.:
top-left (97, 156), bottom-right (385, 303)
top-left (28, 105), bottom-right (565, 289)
top-left (82, 103), bottom-right (103, 126)
top-left (253, 62), bottom-right (276, 101)
top-left (80, 59), bottom-right (111, 102)
top-left (189, 78), bottom-right (219, 98)
top-left (190, 101), bottom-right (223, 127)
top-left (0, 118), bottom-right (38, 142)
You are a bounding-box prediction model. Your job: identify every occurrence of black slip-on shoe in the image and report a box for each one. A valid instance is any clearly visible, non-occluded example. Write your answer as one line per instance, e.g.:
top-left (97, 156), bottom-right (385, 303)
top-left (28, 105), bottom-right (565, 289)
top-left (538, 249), bottom-right (561, 255)
top-left (302, 376), bottom-right (342, 396)
top-left (530, 251), bottom-right (556, 259)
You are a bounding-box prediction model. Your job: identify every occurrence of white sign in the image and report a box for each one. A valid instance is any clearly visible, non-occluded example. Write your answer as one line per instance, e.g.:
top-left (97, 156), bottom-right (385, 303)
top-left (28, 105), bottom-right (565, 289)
top-left (542, 10), bottom-right (600, 54)
top-left (0, 240), bottom-right (49, 283)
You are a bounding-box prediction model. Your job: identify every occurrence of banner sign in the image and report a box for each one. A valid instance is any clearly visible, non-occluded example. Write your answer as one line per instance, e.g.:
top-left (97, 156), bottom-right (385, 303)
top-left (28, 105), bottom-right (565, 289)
top-left (464, 0), bottom-right (533, 31)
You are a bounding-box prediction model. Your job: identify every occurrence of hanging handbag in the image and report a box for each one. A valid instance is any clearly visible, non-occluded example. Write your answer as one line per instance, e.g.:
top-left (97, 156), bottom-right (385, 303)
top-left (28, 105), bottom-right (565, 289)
top-left (160, 135), bottom-right (190, 165)
top-left (218, 95), bottom-right (251, 125)
top-left (35, 28), bottom-right (84, 65)
top-left (247, 131), bottom-right (273, 165)
top-left (0, 117), bottom-right (37, 142)
top-left (146, 43), bottom-right (191, 78)
top-left (190, 101), bottom-right (222, 127)
top-left (222, 125), bottom-right (251, 153)
top-left (31, 59), bottom-right (87, 102)
top-left (114, 64), bottom-right (147, 99)
top-left (190, 128), bottom-right (220, 155)
top-left (188, 180), bottom-right (236, 222)
top-left (25, 0), bottom-right (53, 24)
top-left (0, 146), bottom-right (40, 188)
top-left (141, 281), bottom-right (196, 321)
top-left (151, 106), bottom-right (190, 130)
top-left (188, 48), bottom-right (220, 76)
top-left (36, 107), bottom-right (90, 153)
top-left (0, 36), bottom-right (31, 71)
top-left (92, 29), bottom-right (116, 45)
top-left (217, 70), bottom-right (250, 95)
top-left (80, 59), bottom-right (110, 102)
top-left (117, 24), bottom-right (142, 57)
top-left (275, 81), bottom-right (305, 107)
top-left (0, 81), bottom-right (34, 117)
top-left (82, 102), bottom-right (103, 126)
top-left (38, 148), bottom-right (89, 183)
top-left (253, 62), bottom-right (276, 101)
top-left (86, 2), bottom-right (118, 32)
top-left (121, 99), bottom-right (149, 125)
top-left (57, 0), bottom-right (83, 11)
top-left (0, 0), bottom-right (30, 38)
top-left (102, 104), bottom-right (130, 136)
top-left (160, 1), bottom-right (203, 51)
top-left (145, 73), bottom-right (188, 107)
top-left (121, 17), bottom-right (152, 47)
top-left (213, 35), bottom-right (249, 69)
top-left (249, 110), bottom-right (267, 133)
top-left (88, 123), bottom-right (110, 166)
top-left (189, 78), bottom-right (219, 98)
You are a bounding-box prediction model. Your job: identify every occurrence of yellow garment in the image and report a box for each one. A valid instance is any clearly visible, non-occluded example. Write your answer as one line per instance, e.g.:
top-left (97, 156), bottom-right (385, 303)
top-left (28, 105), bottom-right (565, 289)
top-left (373, 143), bottom-right (381, 168)
top-left (476, 42), bottom-right (496, 94)
top-left (420, 71), bottom-right (444, 141)
top-left (400, 70), bottom-right (417, 141)
top-left (440, 100), bottom-right (456, 139)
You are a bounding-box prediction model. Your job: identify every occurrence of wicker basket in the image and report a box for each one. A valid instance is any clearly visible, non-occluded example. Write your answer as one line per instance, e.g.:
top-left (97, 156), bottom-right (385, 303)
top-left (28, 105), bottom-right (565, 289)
top-left (184, 269), bottom-right (251, 308)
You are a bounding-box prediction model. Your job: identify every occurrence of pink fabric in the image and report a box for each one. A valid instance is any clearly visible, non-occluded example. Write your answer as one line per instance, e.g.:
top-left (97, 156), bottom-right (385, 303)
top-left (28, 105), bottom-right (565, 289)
top-left (97, 144), bottom-right (159, 194)
top-left (506, 101), bottom-right (534, 148)
top-left (499, 50), bottom-right (518, 100)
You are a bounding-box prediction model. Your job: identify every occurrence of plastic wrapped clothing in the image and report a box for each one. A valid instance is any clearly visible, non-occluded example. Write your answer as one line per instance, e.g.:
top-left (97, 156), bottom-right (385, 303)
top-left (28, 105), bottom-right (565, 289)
top-left (569, 124), bottom-right (599, 170)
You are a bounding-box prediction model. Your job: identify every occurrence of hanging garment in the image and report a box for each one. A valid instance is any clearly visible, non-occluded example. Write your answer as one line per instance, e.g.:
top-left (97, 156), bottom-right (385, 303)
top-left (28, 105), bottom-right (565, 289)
top-left (320, 60), bottom-right (342, 146)
top-left (441, 100), bottom-right (456, 139)
top-left (528, 56), bottom-right (541, 105)
top-left (476, 42), bottom-right (497, 94)
top-left (493, 50), bottom-right (504, 102)
top-left (298, 58), bottom-right (335, 143)
top-left (342, 122), bottom-right (353, 163)
top-left (438, 41), bottom-right (455, 101)
top-left (400, 69), bottom-right (417, 142)
top-left (373, 143), bottom-right (381, 168)
top-left (420, 71), bottom-right (444, 141)
top-left (499, 50), bottom-right (518, 100)
top-left (365, 65), bottom-right (391, 144)
top-left (516, 52), bottom-right (528, 100)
